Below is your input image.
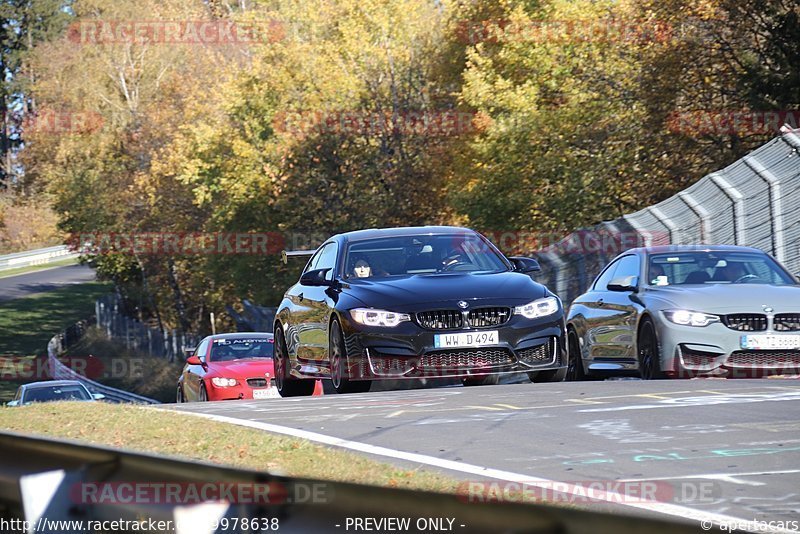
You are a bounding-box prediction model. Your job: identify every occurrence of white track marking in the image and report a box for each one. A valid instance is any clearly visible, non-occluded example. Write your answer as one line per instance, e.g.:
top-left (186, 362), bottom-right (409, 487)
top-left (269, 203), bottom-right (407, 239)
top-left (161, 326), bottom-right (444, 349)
top-left (619, 469), bottom-right (800, 487)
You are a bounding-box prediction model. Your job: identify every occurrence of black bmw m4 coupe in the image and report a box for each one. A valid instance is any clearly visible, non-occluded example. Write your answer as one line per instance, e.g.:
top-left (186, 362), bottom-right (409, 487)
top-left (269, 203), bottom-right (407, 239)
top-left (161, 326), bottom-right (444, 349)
top-left (273, 226), bottom-right (567, 395)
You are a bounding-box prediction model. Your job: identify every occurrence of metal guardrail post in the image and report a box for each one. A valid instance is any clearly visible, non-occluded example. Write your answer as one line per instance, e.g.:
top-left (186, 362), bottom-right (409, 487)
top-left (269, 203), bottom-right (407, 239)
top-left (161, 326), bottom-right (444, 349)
top-left (677, 192), bottom-right (711, 244)
top-left (744, 154), bottom-right (786, 262)
top-left (708, 172), bottom-right (746, 245)
top-left (647, 207), bottom-right (681, 245)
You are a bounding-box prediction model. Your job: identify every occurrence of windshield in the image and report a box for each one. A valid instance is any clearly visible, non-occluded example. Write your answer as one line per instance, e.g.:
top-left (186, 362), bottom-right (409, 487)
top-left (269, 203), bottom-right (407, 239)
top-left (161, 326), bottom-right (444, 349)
top-left (344, 234), bottom-right (509, 279)
top-left (647, 251), bottom-right (795, 286)
top-left (210, 337), bottom-right (274, 362)
top-left (23, 384), bottom-right (92, 403)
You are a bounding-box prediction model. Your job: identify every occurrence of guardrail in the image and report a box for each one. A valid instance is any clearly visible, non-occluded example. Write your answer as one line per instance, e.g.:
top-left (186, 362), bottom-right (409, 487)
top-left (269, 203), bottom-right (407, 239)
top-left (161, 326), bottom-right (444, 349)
top-left (533, 130), bottom-right (800, 305)
top-left (0, 244), bottom-right (79, 272)
top-left (47, 331), bottom-right (159, 405)
top-left (0, 431), bottom-right (703, 534)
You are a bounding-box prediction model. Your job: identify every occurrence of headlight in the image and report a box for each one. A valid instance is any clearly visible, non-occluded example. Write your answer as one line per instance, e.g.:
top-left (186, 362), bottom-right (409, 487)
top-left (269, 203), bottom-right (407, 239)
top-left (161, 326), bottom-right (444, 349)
top-left (663, 310), bottom-right (720, 327)
top-left (351, 308), bottom-right (411, 327)
top-left (514, 296), bottom-right (560, 319)
top-left (211, 377), bottom-right (238, 387)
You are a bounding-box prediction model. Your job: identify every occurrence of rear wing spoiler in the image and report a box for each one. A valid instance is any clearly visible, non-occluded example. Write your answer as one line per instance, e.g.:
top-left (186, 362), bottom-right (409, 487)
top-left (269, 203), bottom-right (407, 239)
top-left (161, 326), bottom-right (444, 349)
top-left (281, 249), bottom-right (316, 265)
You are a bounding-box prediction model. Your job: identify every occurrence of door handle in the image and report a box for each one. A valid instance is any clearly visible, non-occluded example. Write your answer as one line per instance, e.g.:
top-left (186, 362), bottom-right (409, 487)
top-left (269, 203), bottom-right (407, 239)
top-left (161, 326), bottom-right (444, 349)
top-left (597, 298), bottom-right (604, 306)
top-left (298, 293), bottom-right (304, 302)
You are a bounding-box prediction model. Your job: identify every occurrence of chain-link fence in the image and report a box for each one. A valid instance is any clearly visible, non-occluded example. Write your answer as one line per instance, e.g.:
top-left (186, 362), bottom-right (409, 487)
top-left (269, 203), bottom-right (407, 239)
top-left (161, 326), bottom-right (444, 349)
top-left (532, 130), bottom-right (800, 305)
top-left (95, 294), bottom-right (200, 361)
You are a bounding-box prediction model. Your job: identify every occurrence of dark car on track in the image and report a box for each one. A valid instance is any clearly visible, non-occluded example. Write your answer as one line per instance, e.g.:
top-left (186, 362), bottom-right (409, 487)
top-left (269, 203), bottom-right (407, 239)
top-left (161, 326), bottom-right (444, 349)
top-left (7, 380), bottom-right (104, 406)
top-left (565, 245), bottom-right (800, 380)
top-left (273, 226), bottom-right (567, 395)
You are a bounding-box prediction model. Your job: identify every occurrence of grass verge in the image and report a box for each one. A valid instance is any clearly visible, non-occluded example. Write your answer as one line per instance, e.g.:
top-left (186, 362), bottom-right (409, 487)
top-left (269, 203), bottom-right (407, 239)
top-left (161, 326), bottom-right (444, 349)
top-left (0, 257), bottom-right (80, 279)
top-left (0, 402), bottom-right (461, 493)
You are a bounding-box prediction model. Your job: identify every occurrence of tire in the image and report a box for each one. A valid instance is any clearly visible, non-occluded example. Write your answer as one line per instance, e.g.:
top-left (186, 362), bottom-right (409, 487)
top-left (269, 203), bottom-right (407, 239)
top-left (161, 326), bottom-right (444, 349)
top-left (565, 330), bottom-right (586, 381)
top-left (462, 375), bottom-right (499, 386)
top-left (638, 318), bottom-right (666, 380)
top-left (274, 326), bottom-right (316, 397)
top-left (330, 319), bottom-right (371, 394)
top-left (528, 367), bottom-right (566, 383)
top-left (199, 383), bottom-right (209, 402)
top-left (176, 385), bottom-right (184, 403)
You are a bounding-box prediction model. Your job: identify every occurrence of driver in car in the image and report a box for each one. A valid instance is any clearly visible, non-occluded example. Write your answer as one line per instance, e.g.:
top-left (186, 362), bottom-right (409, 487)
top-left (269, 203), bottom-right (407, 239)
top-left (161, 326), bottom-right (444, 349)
top-left (442, 244), bottom-right (470, 270)
top-left (717, 262), bottom-right (747, 282)
top-left (354, 258), bottom-right (372, 278)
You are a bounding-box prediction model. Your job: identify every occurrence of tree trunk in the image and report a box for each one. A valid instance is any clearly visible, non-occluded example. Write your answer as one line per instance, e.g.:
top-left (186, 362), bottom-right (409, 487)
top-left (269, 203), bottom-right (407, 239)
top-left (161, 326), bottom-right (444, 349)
top-left (166, 259), bottom-right (191, 334)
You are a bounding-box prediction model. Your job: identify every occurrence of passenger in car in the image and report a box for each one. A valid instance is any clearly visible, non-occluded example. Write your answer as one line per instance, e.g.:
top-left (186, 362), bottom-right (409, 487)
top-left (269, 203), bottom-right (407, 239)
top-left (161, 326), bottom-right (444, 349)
top-left (649, 264), bottom-right (667, 285)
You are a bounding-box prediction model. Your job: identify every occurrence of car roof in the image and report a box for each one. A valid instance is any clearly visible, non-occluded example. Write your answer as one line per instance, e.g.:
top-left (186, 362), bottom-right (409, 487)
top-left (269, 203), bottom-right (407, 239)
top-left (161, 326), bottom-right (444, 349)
top-left (22, 380), bottom-right (86, 389)
top-left (332, 226), bottom-right (477, 244)
top-left (627, 244), bottom-right (766, 255)
top-left (209, 332), bottom-right (273, 340)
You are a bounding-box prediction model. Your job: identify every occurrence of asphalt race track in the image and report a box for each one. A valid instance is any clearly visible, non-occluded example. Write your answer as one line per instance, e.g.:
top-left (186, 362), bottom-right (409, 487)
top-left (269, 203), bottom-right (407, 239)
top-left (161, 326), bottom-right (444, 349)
top-left (168, 379), bottom-right (800, 530)
top-left (0, 264), bottom-right (96, 302)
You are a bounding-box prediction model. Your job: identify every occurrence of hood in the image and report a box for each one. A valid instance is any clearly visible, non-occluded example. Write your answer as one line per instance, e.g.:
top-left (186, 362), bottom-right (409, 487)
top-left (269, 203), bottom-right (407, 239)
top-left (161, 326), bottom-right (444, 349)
top-left (644, 283), bottom-right (800, 313)
top-left (207, 358), bottom-right (274, 378)
top-left (343, 271), bottom-right (548, 310)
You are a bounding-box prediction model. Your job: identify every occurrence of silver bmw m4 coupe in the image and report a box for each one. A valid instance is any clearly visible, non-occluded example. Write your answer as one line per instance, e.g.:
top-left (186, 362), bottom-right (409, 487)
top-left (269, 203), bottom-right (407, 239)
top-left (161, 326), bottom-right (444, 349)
top-left (566, 245), bottom-right (800, 379)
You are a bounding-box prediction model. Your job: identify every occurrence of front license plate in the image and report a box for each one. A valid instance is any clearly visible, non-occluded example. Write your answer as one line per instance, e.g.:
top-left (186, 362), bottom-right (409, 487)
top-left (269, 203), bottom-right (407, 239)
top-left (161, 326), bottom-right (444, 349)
top-left (434, 330), bottom-right (499, 349)
top-left (253, 387), bottom-right (280, 400)
top-left (741, 335), bottom-right (800, 350)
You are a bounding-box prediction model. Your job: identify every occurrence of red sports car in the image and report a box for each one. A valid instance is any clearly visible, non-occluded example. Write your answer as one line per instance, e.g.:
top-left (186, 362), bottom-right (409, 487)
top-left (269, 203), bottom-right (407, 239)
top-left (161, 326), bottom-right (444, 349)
top-left (177, 333), bottom-right (323, 402)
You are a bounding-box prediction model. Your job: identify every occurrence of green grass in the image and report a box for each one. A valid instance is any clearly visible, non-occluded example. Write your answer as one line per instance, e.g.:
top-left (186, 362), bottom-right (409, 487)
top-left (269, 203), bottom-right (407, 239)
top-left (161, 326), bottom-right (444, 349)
top-left (0, 402), bottom-right (463, 494)
top-left (0, 257), bottom-right (80, 279)
top-left (0, 281), bottom-right (112, 402)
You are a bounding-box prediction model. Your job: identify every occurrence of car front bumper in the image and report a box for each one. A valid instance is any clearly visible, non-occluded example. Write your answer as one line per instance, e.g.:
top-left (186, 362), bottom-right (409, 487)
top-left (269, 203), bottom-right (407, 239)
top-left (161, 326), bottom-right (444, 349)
top-left (206, 378), bottom-right (277, 401)
top-left (656, 318), bottom-right (800, 378)
top-left (339, 312), bottom-right (567, 380)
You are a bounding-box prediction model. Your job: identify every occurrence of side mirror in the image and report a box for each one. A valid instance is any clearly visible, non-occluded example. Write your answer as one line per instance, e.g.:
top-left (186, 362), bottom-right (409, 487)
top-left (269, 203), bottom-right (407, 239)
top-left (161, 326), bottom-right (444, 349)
top-left (300, 268), bottom-right (336, 287)
top-left (6, 400), bottom-right (18, 407)
top-left (509, 257), bottom-right (541, 273)
top-left (607, 276), bottom-right (639, 292)
top-left (186, 355), bottom-right (204, 366)
top-left (92, 393), bottom-right (106, 401)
